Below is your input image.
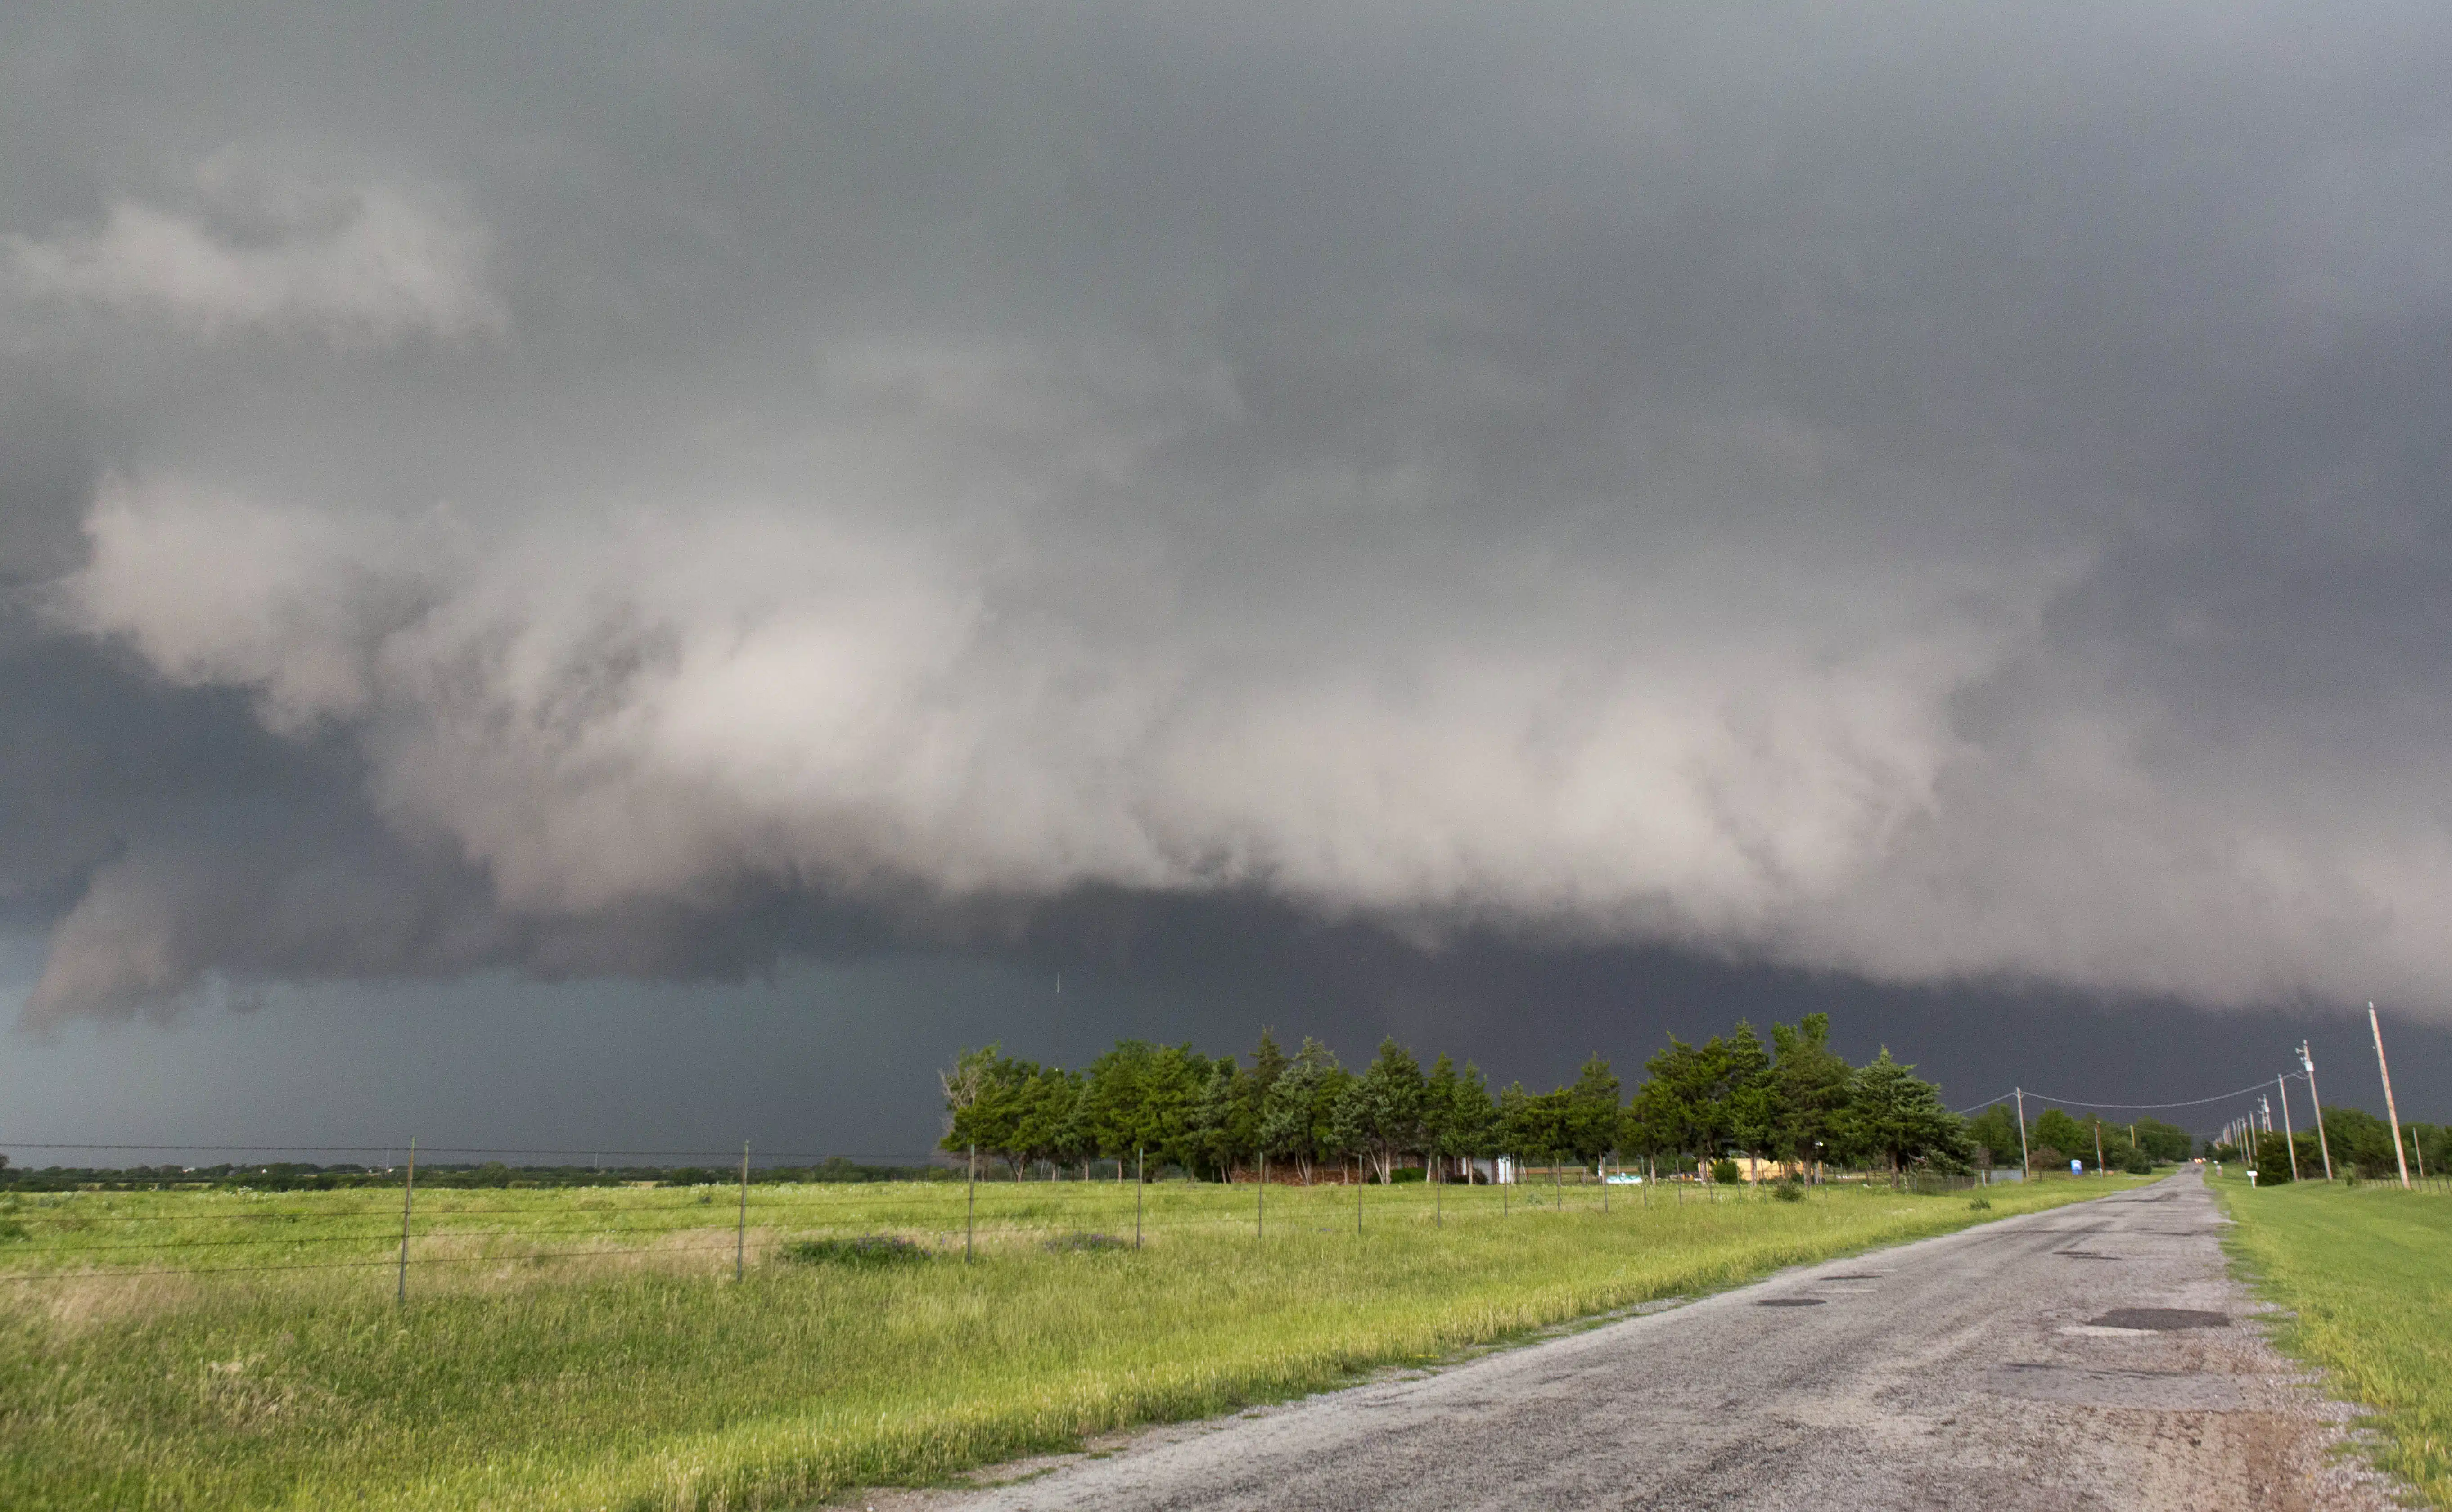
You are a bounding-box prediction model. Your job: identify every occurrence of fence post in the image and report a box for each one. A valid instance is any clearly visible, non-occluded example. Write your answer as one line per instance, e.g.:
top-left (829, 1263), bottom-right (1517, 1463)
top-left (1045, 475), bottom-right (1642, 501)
top-left (1356, 1157), bottom-right (1364, 1236)
top-left (966, 1143), bottom-right (977, 1262)
top-left (736, 1141), bottom-right (749, 1282)
top-left (1434, 1154), bottom-right (1442, 1228)
top-left (396, 1136), bottom-right (415, 1305)
top-left (1258, 1153), bottom-right (1266, 1240)
top-left (1135, 1146), bottom-right (1144, 1250)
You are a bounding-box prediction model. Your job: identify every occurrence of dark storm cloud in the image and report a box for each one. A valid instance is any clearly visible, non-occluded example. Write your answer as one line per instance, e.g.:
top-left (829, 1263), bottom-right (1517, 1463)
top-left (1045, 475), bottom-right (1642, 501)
top-left (5, 3), bottom-right (2452, 1024)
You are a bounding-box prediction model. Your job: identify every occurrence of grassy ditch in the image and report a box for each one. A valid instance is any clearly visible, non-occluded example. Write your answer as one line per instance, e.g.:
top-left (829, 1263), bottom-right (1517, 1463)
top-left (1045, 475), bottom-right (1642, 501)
top-left (2214, 1171), bottom-right (2452, 1508)
top-left (0, 1173), bottom-right (2137, 1511)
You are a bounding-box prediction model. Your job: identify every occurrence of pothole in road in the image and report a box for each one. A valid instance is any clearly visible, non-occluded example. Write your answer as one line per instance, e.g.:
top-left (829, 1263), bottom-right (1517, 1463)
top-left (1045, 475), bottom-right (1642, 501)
top-left (2057, 1251), bottom-right (2120, 1260)
top-left (1755, 1298), bottom-right (1826, 1308)
top-left (2086, 1308), bottom-right (2229, 1331)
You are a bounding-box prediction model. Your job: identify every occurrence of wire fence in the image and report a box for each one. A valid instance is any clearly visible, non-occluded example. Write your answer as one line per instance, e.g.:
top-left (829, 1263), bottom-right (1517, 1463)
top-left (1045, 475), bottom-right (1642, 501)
top-left (0, 1143), bottom-right (2087, 1292)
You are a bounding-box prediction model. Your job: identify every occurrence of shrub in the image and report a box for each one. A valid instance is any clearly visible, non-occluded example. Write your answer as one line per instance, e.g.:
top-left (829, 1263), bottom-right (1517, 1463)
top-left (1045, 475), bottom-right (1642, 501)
top-left (1710, 1159), bottom-right (1741, 1185)
top-left (1967, 1196), bottom-right (1992, 1211)
top-left (1772, 1180), bottom-right (1805, 1203)
top-left (780, 1235), bottom-right (931, 1268)
top-left (1045, 1233), bottom-right (1130, 1253)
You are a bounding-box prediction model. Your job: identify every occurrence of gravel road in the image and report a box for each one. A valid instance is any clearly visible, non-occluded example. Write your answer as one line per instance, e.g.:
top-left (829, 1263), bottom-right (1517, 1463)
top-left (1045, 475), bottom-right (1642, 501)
top-left (901, 1170), bottom-right (2393, 1511)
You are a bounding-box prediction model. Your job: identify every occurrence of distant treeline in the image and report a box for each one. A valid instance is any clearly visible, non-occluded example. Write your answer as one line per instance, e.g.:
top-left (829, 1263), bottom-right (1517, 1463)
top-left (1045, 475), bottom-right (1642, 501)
top-left (1964, 1106), bottom-right (2191, 1174)
top-left (2210, 1109), bottom-right (2449, 1185)
top-left (942, 1013), bottom-right (1992, 1183)
top-left (0, 1156), bottom-right (948, 1192)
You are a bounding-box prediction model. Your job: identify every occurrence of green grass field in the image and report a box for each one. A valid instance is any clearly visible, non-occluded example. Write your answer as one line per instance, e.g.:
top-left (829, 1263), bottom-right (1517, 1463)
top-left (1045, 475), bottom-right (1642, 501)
top-left (0, 1172), bottom-right (2137, 1512)
top-left (2216, 1172), bottom-right (2452, 1508)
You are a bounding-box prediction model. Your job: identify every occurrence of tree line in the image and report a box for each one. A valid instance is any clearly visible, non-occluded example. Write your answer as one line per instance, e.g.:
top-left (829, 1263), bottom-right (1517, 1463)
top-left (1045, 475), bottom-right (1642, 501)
top-left (939, 1013), bottom-right (1974, 1183)
top-left (2212, 1107), bottom-right (2449, 1184)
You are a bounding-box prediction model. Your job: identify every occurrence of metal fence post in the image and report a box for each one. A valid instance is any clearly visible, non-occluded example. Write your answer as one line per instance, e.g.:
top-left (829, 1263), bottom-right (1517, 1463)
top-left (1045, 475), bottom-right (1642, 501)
top-left (396, 1136), bottom-right (415, 1304)
top-left (736, 1141), bottom-right (749, 1282)
top-left (1356, 1157), bottom-right (1364, 1235)
top-left (966, 1142), bottom-right (977, 1262)
top-left (1258, 1152), bottom-right (1266, 1240)
top-left (1135, 1146), bottom-right (1144, 1249)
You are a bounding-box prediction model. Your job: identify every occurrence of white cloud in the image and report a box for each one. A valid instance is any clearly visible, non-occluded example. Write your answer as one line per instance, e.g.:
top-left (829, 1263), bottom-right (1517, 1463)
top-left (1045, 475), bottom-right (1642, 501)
top-left (6, 159), bottom-right (504, 344)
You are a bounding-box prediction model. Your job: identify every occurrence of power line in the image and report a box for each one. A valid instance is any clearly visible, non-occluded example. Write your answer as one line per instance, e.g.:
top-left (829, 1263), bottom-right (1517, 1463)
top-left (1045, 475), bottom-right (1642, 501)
top-left (1954, 1072), bottom-right (2305, 1116)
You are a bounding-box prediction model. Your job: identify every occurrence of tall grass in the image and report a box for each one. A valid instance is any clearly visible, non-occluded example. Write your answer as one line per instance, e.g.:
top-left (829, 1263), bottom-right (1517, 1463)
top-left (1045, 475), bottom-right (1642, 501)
top-left (0, 1174), bottom-right (2134, 1511)
top-left (2216, 1173), bottom-right (2452, 1507)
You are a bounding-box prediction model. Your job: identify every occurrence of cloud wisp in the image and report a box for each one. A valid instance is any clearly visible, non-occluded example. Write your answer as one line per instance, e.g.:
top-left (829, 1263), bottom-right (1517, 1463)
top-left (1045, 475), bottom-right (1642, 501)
top-left (7, 158), bottom-right (503, 345)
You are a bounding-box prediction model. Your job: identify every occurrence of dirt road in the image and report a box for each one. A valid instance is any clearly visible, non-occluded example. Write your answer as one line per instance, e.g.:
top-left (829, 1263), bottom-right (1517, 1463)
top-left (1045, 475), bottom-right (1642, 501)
top-left (912, 1170), bottom-right (2390, 1511)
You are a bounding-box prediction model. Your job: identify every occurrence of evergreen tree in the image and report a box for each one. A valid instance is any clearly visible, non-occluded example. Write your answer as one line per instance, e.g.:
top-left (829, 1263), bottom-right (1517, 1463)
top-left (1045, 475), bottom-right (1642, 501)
top-left (1448, 1061), bottom-right (1499, 1177)
top-left (1191, 1059), bottom-right (1244, 1180)
top-left (1422, 1053), bottom-right (1460, 1181)
top-left (1336, 1037), bottom-right (1427, 1183)
top-left (1564, 1054), bottom-right (1623, 1166)
top-left (1259, 1038), bottom-right (1343, 1183)
top-left (1770, 1013), bottom-right (1852, 1172)
top-left (1839, 1049), bottom-right (1966, 1173)
top-left (1142, 1044), bottom-right (1213, 1175)
top-left (1720, 1022), bottom-right (1779, 1170)
top-left (1078, 1040), bottom-right (1155, 1177)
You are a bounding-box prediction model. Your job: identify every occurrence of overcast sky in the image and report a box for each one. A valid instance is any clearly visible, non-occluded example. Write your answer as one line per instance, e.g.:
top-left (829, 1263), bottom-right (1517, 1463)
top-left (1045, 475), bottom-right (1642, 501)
top-left (4, 4), bottom-right (2448, 1156)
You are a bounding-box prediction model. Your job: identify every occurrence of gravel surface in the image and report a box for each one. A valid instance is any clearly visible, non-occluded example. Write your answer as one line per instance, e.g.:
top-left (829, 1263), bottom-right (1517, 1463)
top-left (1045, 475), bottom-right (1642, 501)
top-left (858, 1170), bottom-right (2401, 1511)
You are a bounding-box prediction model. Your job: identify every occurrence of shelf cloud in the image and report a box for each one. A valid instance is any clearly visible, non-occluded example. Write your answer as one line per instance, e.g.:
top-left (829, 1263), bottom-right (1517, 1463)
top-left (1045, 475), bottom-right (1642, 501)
top-left (7, 5), bottom-right (2452, 1024)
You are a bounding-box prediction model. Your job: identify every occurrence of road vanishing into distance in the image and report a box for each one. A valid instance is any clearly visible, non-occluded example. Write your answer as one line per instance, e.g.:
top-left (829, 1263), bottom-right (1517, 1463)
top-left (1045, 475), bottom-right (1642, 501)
top-left (907, 1171), bottom-right (2387, 1512)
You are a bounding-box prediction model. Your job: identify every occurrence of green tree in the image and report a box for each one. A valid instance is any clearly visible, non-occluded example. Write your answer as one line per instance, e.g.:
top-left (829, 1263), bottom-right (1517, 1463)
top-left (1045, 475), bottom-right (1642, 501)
top-left (2031, 1107), bottom-right (2087, 1168)
top-left (1770, 1013), bottom-right (1852, 1171)
top-left (1963, 1103), bottom-right (2023, 1171)
top-left (1564, 1054), bottom-right (1623, 1166)
top-left (1421, 1053), bottom-right (1460, 1181)
top-left (1839, 1049), bottom-right (1967, 1174)
top-left (1721, 1022), bottom-right (1780, 1170)
top-left (1259, 1038), bottom-right (1344, 1183)
top-left (1014, 1065), bottom-right (1085, 1177)
top-left (1077, 1040), bottom-right (1155, 1177)
top-left (1629, 1036), bottom-right (1719, 1166)
top-left (1337, 1037), bottom-right (1428, 1182)
top-left (1447, 1061), bottom-right (1499, 1176)
top-left (1141, 1043), bottom-right (1213, 1176)
top-left (2318, 1107), bottom-right (2399, 1179)
top-left (938, 1044), bottom-right (1027, 1173)
top-left (2251, 1131), bottom-right (2295, 1182)
top-left (1190, 1059), bottom-right (1243, 1179)
top-left (2131, 1117), bottom-right (2192, 1163)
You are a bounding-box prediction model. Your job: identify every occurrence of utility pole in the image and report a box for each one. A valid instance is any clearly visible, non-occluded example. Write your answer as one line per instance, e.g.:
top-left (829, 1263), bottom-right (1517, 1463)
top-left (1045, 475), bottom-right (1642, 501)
top-left (2275, 1075), bottom-right (2300, 1182)
top-left (2014, 1089), bottom-right (2032, 1178)
top-left (2371, 1004), bottom-right (2411, 1190)
top-left (2302, 1042), bottom-right (2334, 1179)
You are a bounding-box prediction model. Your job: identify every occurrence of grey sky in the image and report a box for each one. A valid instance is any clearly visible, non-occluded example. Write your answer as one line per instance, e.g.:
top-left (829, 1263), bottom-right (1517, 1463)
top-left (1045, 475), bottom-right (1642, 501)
top-left (2, 5), bottom-right (2450, 1145)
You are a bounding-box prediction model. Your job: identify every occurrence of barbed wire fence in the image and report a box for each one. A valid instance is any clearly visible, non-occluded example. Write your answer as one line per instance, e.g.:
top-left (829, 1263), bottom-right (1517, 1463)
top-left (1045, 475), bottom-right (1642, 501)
top-left (0, 1138), bottom-right (2068, 1294)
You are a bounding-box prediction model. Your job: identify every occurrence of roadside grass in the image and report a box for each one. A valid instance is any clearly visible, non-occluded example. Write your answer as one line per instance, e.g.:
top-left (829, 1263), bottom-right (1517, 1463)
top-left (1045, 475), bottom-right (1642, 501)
top-left (2214, 1172), bottom-right (2452, 1508)
top-left (0, 1173), bottom-right (2140, 1511)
